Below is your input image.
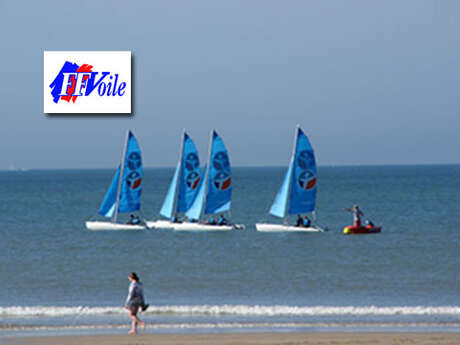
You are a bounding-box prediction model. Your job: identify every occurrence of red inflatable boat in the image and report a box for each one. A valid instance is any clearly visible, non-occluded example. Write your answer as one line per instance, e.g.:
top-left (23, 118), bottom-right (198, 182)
top-left (343, 224), bottom-right (381, 235)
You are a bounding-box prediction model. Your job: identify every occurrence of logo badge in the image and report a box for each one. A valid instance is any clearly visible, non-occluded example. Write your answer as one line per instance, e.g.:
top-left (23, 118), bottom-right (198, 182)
top-left (44, 51), bottom-right (131, 113)
top-left (212, 151), bottom-right (231, 191)
top-left (298, 170), bottom-right (316, 190)
top-left (186, 172), bottom-right (201, 190)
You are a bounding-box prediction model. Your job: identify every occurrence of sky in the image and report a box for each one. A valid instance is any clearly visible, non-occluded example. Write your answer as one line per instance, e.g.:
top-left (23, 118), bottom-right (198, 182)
top-left (0, 0), bottom-right (459, 169)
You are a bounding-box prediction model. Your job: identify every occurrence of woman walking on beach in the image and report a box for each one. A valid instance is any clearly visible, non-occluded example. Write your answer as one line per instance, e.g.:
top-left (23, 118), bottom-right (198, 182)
top-left (125, 272), bottom-right (146, 334)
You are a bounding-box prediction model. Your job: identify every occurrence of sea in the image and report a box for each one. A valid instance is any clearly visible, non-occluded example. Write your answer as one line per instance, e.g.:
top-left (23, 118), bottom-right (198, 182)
top-left (1, 165), bottom-right (459, 337)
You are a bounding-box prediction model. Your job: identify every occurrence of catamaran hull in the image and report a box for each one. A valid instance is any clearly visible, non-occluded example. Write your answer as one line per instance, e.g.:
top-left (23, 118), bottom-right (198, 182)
top-left (146, 220), bottom-right (244, 231)
top-left (146, 220), bottom-right (175, 229)
top-left (173, 222), bottom-right (245, 231)
top-left (85, 221), bottom-right (146, 231)
top-left (255, 223), bottom-right (324, 232)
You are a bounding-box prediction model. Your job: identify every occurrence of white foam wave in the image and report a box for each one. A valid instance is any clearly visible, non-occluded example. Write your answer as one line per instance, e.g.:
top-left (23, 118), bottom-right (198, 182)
top-left (1, 305), bottom-right (460, 318)
top-left (3, 322), bottom-right (460, 332)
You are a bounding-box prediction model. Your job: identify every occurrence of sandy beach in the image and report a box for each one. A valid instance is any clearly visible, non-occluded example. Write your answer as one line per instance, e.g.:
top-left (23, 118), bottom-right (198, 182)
top-left (4, 332), bottom-right (460, 345)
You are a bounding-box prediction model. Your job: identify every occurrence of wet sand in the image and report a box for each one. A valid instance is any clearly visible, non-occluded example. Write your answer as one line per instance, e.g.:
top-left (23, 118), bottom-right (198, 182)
top-left (4, 332), bottom-right (460, 345)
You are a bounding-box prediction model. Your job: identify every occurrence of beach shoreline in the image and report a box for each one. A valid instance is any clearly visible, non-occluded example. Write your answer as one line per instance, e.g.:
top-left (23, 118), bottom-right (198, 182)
top-left (4, 332), bottom-right (460, 345)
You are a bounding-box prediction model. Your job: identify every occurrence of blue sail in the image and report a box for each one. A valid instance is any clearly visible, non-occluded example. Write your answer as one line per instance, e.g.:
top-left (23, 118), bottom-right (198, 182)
top-left (205, 131), bottom-right (232, 214)
top-left (98, 166), bottom-right (121, 218)
top-left (159, 161), bottom-right (180, 219)
top-left (269, 162), bottom-right (293, 218)
top-left (288, 127), bottom-right (317, 214)
top-left (117, 131), bottom-right (143, 214)
top-left (177, 133), bottom-right (201, 213)
top-left (185, 165), bottom-right (207, 220)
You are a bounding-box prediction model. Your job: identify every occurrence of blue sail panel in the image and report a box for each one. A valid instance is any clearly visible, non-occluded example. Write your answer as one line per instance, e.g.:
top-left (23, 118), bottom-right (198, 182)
top-left (205, 131), bottom-right (232, 215)
top-left (160, 162), bottom-right (180, 219)
top-left (185, 165), bottom-right (207, 220)
top-left (118, 131), bottom-right (143, 214)
top-left (177, 133), bottom-right (201, 213)
top-left (269, 162), bottom-right (293, 218)
top-left (288, 127), bottom-right (317, 214)
top-left (98, 167), bottom-right (120, 218)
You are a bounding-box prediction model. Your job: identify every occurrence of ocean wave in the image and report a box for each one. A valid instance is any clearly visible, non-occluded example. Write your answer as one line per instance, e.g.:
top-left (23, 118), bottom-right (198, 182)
top-left (2, 322), bottom-right (460, 332)
top-left (1, 305), bottom-right (460, 318)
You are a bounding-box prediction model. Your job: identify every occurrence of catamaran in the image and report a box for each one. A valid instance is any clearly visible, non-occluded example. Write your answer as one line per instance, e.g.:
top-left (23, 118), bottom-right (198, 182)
top-left (170, 130), bottom-right (244, 231)
top-left (85, 130), bottom-right (146, 231)
top-left (256, 126), bottom-right (325, 232)
top-left (146, 131), bottom-right (202, 229)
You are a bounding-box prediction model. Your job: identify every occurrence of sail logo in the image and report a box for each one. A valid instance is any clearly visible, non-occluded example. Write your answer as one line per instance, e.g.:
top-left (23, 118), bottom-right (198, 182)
top-left (127, 152), bottom-right (142, 170)
top-left (298, 150), bottom-right (315, 170)
top-left (212, 152), bottom-right (231, 191)
top-left (127, 171), bottom-right (142, 190)
top-left (184, 153), bottom-right (201, 190)
top-left (298, 170), bottom-right (316, 190)
top-left (44, 51), bottom-right (131, 113)
top-left (214, 171), bottom-right (231, 190)
top-left (297, 150), bottom-right (316, 190)
top-left (185, 153), bottom-right (200, 171)
top-left (186, 172), bottom-right (201, 190)
top-left (126, 152), bottom-right (142, 190)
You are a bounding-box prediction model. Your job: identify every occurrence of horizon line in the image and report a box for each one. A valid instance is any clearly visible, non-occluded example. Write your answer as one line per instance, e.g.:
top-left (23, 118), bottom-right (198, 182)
top-left (2, 162), bottom-right (460, 172)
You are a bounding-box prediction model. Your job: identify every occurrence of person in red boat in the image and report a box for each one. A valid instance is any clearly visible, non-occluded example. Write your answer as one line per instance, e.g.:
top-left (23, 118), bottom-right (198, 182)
top-left (344, 205), bottom-right (364, 227)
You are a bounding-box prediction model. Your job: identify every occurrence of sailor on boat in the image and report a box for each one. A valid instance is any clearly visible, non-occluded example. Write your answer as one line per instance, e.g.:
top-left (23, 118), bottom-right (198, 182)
top-left (126, 214), bottom-right (142, 225)
top-left (294, 214), bottom-right (311, 227)
top-left (207, 216), bottom-right (217, 225)
top-left (171, 212), bottom-right (182, 223)
top-left (344, 205), bottom-right (364, 227)
top-left (365, 219), bottom-right (374, 227)
top-left (295, 215), bottom-right (303, 227)
top-left (217, 214), bottom-right (227, 226)
top-left (302, 215), bottom-right (311, 227)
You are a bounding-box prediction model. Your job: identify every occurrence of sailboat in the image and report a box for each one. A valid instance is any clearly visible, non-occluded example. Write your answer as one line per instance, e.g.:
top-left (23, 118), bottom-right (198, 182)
top-left (146, 131), bottom-right (202, 229)
top-left (256, 126), bottom-right (325, 232)
top-left (171, 130), bottom-right (244, 231)
top-left (85, 130), bottom-right (146, 230)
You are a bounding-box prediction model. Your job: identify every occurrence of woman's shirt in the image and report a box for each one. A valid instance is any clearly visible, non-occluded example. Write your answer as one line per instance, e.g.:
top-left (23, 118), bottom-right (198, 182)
top-left (126, 281), bottom-right (144, 306)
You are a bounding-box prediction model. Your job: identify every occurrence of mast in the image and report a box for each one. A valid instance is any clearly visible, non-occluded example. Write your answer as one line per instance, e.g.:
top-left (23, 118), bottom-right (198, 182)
top-left (171, 129), bottom-right (185, 216)
top-left (200, 129), bottom-right (214, 221)
top-left (113, 129), bottom-right (130, 223)
top-left (283, 125), bottom-right (299, 223)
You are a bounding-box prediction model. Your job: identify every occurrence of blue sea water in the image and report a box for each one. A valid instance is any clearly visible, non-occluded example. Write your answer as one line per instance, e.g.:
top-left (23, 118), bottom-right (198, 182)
top-left (1, 165), bottom-right (459, 336)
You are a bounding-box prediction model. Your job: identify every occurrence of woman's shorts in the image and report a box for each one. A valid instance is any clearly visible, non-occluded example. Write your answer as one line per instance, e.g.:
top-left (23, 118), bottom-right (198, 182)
top-left (128, 304), bottom-right (140, 315)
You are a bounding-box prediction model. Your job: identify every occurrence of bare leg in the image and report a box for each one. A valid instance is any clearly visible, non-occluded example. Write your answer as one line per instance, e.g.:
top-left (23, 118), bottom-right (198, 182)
top-left (129, 310), bottom-right (139, 334)
top-left (141, 318), bottom-right (146, 332)
top-left (128, 314), bottom-right (137, 334)
top-left (128, 313), bottom-right (145, 334)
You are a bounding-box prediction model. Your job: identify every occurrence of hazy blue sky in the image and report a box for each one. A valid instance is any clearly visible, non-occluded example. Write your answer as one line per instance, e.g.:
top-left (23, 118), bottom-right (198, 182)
top-left (1, 0), bottom-right (459, 169)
